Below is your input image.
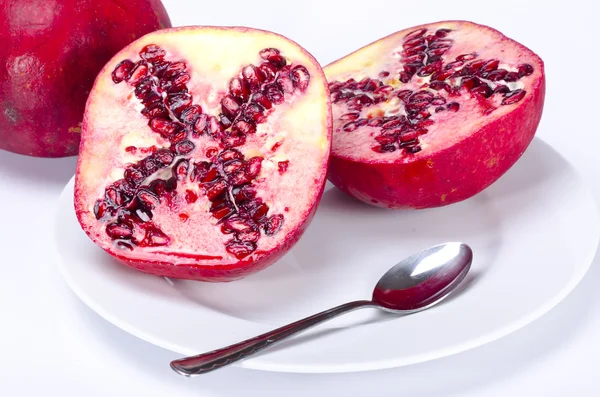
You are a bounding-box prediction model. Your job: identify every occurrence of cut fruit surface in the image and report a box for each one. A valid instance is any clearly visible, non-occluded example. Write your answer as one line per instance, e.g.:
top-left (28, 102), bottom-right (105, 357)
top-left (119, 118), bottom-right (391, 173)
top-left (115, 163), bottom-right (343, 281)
top-left (325, 21), bottom-right (545, 209)
top-left (75, 27), bottom-right (332, 281)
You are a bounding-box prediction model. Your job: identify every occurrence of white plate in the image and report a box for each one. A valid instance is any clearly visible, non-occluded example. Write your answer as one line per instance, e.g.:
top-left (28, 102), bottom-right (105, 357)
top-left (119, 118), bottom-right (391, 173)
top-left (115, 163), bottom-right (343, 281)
top-left (54, 138), bottom-right (600, 373)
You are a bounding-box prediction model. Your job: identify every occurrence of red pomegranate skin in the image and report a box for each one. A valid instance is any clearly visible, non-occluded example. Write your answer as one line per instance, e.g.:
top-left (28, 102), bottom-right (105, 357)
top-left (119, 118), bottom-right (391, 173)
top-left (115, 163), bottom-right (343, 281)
top-left (0, 0), bottom-right (171, 157)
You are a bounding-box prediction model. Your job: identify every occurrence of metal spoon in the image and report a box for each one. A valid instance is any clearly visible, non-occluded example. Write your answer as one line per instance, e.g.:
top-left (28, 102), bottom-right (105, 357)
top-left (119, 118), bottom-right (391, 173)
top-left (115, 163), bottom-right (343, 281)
top-left (170, 242), bottom-right (473, 376)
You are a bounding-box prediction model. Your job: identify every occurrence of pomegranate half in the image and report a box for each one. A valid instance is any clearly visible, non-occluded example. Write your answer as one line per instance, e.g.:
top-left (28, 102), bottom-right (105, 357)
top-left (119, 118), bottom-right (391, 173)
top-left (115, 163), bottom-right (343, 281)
top-left (0, 0), bottom-right (171, 157)
top-left (75, 27), bottom-right (332, 282)
top-left (325, 21), bottom-right (545, 209)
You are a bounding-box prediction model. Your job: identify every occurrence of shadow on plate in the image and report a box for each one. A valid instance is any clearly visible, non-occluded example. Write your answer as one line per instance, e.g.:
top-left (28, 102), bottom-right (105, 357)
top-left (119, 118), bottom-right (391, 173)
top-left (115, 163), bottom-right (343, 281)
top-left (0, 149), bottom-right (77, 186)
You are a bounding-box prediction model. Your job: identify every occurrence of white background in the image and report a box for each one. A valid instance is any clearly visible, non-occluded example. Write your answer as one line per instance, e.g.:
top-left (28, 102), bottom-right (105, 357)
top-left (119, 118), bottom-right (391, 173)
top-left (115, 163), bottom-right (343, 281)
top-left (1, 0), bottom-right (599, 395)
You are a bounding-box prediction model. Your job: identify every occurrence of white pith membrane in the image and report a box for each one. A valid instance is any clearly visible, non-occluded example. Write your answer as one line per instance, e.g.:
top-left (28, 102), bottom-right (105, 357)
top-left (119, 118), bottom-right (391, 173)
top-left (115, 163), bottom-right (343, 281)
top-left (76, 28), bottom-right (330, 266)
top-left (324, 21), bottom-right (543, 163)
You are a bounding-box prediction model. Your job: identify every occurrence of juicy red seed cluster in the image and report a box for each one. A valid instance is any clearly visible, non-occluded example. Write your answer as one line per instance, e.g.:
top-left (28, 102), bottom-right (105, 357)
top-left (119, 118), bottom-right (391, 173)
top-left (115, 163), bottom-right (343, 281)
top-left (328, 27), bottom-right (535, 155)
top-left (96, 45), bottom-right (311, 258)
top-left (218, 48), bottom-right (310, 148)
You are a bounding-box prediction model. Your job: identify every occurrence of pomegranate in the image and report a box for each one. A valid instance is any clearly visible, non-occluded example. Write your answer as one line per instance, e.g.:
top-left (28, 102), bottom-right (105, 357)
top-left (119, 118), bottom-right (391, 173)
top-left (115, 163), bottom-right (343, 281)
top-left (74, 27), bottom-right (332, 282)
top-left (0, 0), bottom-right (171, 157)
top-left (325, 21), bottom-right (545, 208)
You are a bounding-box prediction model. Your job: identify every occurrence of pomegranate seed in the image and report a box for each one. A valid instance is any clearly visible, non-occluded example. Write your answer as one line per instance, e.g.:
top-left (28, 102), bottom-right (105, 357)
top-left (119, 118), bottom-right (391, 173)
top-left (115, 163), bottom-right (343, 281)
top-left (428, 81), bottom-right (449, 91)
top-left (340, 113), bottom-right (360, 121)
top-left (223, 217), bottom-right (254, 233)
top-left (234, 120), bottom-right (258, 136)
top-left (232, 185), bottom-right (256, 203)
top-left (190, 161), bottom-right (210, 182)
top-left (486, 69), bottom-right (508, 81)
top-left (518, 63), bottom-right (534, 77)
top-left (404, 61), bottom-right (422, 74)
top-left (435, 106), bottom-right (445, 113)
top-left (150, 179), bottom-right (168, 196)
top-left (221, 95), bottom-right (241, 118)
top-left (174, 140), bottom-right (195, 155)
top-left (494, 85), bottom-right (510, 94)
top-left (179, 214), bottom-right (189, 222)
top-left (260, 48), bottom-right (280, 59)
top-left (222, 160), bottom-right (244, 175)
top-left (343, 122), bottom-right (357, 132)
top-left (152, 60), bottom-right (170, 77)
top-left (504, 72), bottom-right (520, 82)
top-left (185, 190), bottom-right (198, 204)
top-left (206, 180), bottom-right (227, 201)
top-left (368, 118), bottom-right (384, 127)
top-left (396, 90), bottom-right (413, 101)
top-left (141, 158), bottom-right (158, 175)
top-left (403, 44), bottom-right (427, 56)
top-left (180, 105), bottom-right (202, 124)
top-left (201, 167), bottom-right (219, 183)
top-left (263, 214), bottom-right (284, 236)
top-left (230, 170), bottom-right (251, 186)
top-left (226, 241), bottom-right (256, 259)
top-left (263, 84), bottom-right (285, 104)
top-left (428, 39), bottom-right (453, 50)
top-left (237, 228), bottom-right (261, 243)
top-left (137, 189), bottom-right (160, 209)
top-left (154, 149), bottom-right (175, 165)
top-left (142, 103), bottom-right (168, 119)
top-left (446, 102), bottom-right (460, 112)
top-left (472, 84), bottom-right (493, 98)
top-left (207, 116), bottom-right (221, 137)
top-left (229, 77), bottom-right (250, 101)
top-left (220, 114), bottom-right (233, 129)
top-left (246, 157), bottom-right (263, 178)
top-left (170, 130), bottom-right (187, 144)
top-left (372, 144), bottom-right (396, 153)
top-left (353, 94), bottom-right (373, 106)
top-left (94, 200), bottom-right (111, 220)
top-left (106, 223), bottom-right (133, 240)
top-left (406, 145), bottom-right (422, 153)
top-left (142, 227), bottom-right (170, 247)
top-left (276, 72), bottom-right (294, 94)
top-left (267, 55), bottom-right (287, 69)
top-left (112, 60), bottom-right (134, 83)
top-left (457, 53), bottom-right (477, 62)
top-left (277, 160), bottom-right (289, 174)
top-left (193, 114), bottom-right (208, 136)
top-left (461, 76), bottom-right (481, 90)
top-left (405, 28), bottom-right (427, 40)
top-left (211, 203), bottom-right (235, 221)
top-left (129, 63), bottom-right (149, 85)
top-left (381, 119), bottom-right (403, 129)
top-left (219, 149), bottom-right (244, 161)
top-left (481, 59), bottom-right (500, 72)
top-left (124, 168), bottom-right (145, 185)
top-left (444, 60), bottom-right (464, 70)
top-left (404, 37), bottom-right (425, 49)
top-left (252, 92), bottom-right (272, 109)
top-left (375, 134), bottom-right (397, 144)
top-left (222, 131), bottom-right (246, 148)
top-left (164, 62), bottom-right (187, 78)
top-left (501, 89), bottom-right (526, 105)
top-left (435, 28), bottom-right (452, 37)
top-left (167, 93), bottom-right (193, 116)
top-left (171, 73), bottom-right (191, 89)
top-left (258, 63), bottom-right (278, 82)
top-left (291, 65), bottom-right (310, 91)
top-left (431, 69), bottom-right (454, 81)
top-left (417, 62), bottom-right (441, 77)
top-left (431, 96), bottom-right (446, 105)
top-left (171, 159), bottom-right (188, 181)
top-left (139, 44), bottom-right (165, 61)
top-left (251, 202), bottom-right (269, 222)
top-left (242, 65), bottom-right (263, 89)
top-left (243, 103), bottom-right (266, 123)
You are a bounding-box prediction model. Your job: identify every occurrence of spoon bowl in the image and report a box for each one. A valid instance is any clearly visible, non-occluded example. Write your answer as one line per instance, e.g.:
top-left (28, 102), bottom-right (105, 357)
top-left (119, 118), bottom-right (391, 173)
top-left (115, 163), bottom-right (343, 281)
top-left (170, 242), bottom-right (473, 377)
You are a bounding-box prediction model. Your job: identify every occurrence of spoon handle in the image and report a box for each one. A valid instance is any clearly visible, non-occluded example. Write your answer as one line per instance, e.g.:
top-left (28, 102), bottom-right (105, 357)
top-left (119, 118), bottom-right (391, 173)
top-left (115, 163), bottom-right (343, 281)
top-left (170, 299), bottom-right (375, 376)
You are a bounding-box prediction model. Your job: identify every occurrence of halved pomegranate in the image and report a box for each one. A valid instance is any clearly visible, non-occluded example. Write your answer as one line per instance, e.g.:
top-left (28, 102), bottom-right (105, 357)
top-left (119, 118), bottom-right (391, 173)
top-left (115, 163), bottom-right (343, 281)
top-left (74, 27), bottom-right (332, 282)
top-left (325, 21), bottom-right (545, 208)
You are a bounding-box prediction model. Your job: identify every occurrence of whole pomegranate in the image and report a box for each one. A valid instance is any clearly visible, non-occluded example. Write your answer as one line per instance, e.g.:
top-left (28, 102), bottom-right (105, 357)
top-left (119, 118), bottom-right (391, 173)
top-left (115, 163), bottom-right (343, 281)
top-left (75, 27), bottom-right (332, 282)
top-left (325, 21), bottom-right (545, 209)
top-left (0, 0), bottom-right (171, 157)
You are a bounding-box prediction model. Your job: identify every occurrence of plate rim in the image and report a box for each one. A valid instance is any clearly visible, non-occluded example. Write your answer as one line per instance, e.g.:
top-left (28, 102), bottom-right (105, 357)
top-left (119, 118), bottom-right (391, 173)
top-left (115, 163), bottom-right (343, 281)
top-left (54, 140), bottom-right (600, 373)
